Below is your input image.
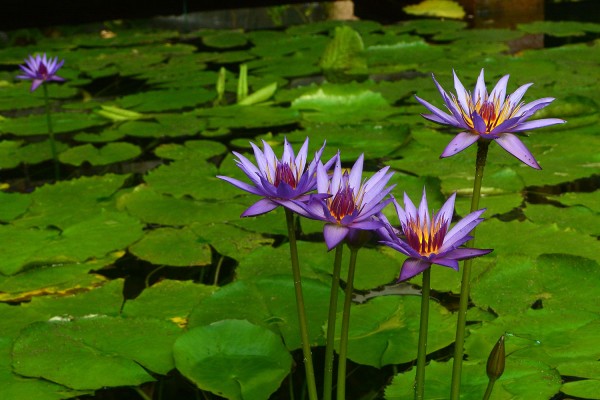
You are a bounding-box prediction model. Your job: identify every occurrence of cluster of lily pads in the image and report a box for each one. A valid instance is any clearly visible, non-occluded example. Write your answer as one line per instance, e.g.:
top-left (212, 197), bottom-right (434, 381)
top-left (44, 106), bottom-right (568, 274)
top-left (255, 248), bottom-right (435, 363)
top-left (0, 16), bottom-right (599, 400)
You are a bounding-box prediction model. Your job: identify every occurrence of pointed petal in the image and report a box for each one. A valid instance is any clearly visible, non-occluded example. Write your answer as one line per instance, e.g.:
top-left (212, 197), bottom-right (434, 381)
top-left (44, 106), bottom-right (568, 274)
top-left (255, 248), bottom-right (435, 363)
top-left (414, 95), bottom-right (459, 126)
top-left (281, 137), bottom-right (295, 165)
top-left (432, 76), bottom-right (471, 129)
top-left (391, 196), bottom-right (408, 227)
top-left (472, 111), bottom-right (488, 134)
top-left (316, 162), bottom-right (329, 194)
top-left (494, 133), bottom-right (541, 169)
top-left (489, 74), bottom-right (509, 103)
top-left (398, 258), bottom-right (431, 281)
top-left (349, 219), bottom-right (385, 231)
top-left (507, 118), bottom-right (566, 132)
top-left (473, 69), bottom-right (487, 103)
top-left (403, 192), bottom-right (417, 221)
top-left (452, 70), bottom-right (470, 112)
top-left (436, 192), bottom-right (456, 225)
top-left (249, 142), bottom-right (269, 177)
top-left (417, 187), bottom-right (430, 226)
top-left (431, 257), bottom-right (459, 271)
top-left (519, 97), bottom-right (555, 116)
top-left (330, 157), bottom-right (343, 194)
top-left (323, 224), bottom-right (350, 250)
top-left (241, 198), bottom-right (279, 217)
top-left (508, 82), bottom-right (533, 108)
top-left (442, 247), bottom-right (493, 260)
top-left (440, 132), bottom-right (479, 158)
top-left (348, 154), bottom-right (364, 191)
top-left (443, 209), bottom-right (486, 249)
top-left (217, 175), bottom-right (264, 196)
top-left (294, 137), bottom-right (309, 172)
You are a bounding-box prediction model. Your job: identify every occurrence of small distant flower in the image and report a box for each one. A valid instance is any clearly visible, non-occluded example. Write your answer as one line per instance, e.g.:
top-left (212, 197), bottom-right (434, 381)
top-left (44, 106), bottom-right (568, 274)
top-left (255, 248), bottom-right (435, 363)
top-left (16, 53), bottom-right (65, 92)
top-left (217, 137), bottom-right (334, 217)
top-left (415, 69), bottom-right (566, 169)
top-left (379, 189), bottom-right (492, 281)
top-left (296, 154), bottom-right (394, 250)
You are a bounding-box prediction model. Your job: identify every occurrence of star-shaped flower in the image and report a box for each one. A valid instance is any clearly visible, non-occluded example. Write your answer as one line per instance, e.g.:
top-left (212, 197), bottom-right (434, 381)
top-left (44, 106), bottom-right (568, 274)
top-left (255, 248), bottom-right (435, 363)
top-left (16, 53), bottom-right (65, 92)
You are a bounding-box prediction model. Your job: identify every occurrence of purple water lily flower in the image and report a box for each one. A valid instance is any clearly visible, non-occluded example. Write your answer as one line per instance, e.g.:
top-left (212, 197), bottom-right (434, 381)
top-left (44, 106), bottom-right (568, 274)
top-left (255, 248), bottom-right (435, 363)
top-left (16, 53), bottom-right (65, 92)
top-left (379, 189), bottom-right (492, 281)
top-left (296, 154), bottom-right (395, 250)
top-left (415, 69), bottom-right (566, 169)
top-left (217, 137), bottom-right (334, 217)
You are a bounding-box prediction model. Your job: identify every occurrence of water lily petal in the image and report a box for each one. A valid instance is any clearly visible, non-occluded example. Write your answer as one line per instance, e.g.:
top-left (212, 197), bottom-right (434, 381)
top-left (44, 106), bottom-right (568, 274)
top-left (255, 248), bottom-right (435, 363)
top-left (414, 95), bottom-right (459, 126)
top-left (431, 256), bottom-right (459, 271)
top-left (495, 133), bottom-right (541, 169)
top-left (489, 74), bottom-right (509, 103)
top-left (452, 70), bottom-right (470, 112)
top-left (323, 224), bottom-right (350, 250)
top-left (241, 198), bottom-right (279, 217)
top-left (473, 69), bottom-right (487, 103)
top-left (399, 258), bottom-right (431, 281)
top-left (443, 247), bottom-right (493, 260)
top-left (216, 175), bottom-right (264, 196)
top-left (440, 132), bottom-right (479, 158)
top-left (507, 118), bottom-right (565, 132)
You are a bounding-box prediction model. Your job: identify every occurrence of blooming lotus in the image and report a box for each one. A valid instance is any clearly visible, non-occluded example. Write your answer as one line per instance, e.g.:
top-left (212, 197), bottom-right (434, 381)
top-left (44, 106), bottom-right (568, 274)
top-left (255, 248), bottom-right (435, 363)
top-left (296, 154), bottom-right (394, 250)
top-left (218, 138), bottom-right (334, 217)
top-left (415, 69), bottom-right (565, 169)
top-left (379, 189), bottom-right (492, 281)
top-left (16, 53), bottom-right (65, 92)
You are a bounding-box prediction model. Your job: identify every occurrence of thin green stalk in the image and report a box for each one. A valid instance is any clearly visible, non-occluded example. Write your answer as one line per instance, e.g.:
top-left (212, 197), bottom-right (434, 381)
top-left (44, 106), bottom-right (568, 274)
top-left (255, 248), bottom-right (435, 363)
top-left (213, 255), bottom-right (225, 286)
top-left (482, 379), bottom-right (496, 400)
top-left (337, 246), bottom-right (359, 400)
top-left (415, 267), bottom-right (431, 400)
top-left (133, 387), bottom-right (151, 400)
top-left (450, 140), bottom-right (490, 400)
top-left (42, 84), bottom-right (60, 181)
top-left (323, 244), bottom-right (344, 400)
top-left (284, 208), bottom-right (318, 400)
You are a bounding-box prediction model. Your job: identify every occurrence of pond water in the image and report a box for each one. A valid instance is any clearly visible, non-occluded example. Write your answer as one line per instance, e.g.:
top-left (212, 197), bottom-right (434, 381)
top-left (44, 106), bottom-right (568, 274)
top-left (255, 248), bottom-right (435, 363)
top-left (0, 2), bottom-right (599, 400)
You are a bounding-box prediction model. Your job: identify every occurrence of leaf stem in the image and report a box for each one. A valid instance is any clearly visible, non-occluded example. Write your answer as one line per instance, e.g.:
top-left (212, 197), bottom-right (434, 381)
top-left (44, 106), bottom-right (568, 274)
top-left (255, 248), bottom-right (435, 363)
top-left (450, 139), bottom-right (490, 400)
top-left (284, 208), bottom-right (318, 400)
top-left (337, 246), bottom-right (359, 400)
top-left (482, 379), bottom-right (496, 400)
top-left (42, 84), bottom-right (60, 181)
top-left (415, 267), bottom-right (431, 400)
top-left (323, 244), bottom-right (344, 400)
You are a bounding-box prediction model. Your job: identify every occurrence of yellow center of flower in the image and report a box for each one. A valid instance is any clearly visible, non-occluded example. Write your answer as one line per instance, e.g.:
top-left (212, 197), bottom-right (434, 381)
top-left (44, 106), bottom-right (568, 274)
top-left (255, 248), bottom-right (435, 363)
top-left (404, 214), bottom-right (447, 257)
top-left (327, 173), bottom-right (365, 223)
top-left (451, 93), bottom-right (523, 134)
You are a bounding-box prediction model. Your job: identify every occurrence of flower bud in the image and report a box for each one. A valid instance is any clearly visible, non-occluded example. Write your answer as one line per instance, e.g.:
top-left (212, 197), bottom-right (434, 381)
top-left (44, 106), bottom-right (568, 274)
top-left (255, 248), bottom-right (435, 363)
top-left (486, 335), bottom-right (506, 381)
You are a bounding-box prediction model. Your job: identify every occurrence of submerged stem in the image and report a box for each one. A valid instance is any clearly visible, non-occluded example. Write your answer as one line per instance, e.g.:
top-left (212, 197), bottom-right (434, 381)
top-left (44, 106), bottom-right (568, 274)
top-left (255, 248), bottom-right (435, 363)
top-left (323, 244), bottom-right (344, 400)
top-left (43, 84), bottom-right (60, 181)
top-left (284, 208), bottom-right (318, 400)
top-left (415, 267), bottom-right (431, 400)
top-left (450, 139), bottom-right (490, 400)
top-left (337, 246), bottom-right (359, 400)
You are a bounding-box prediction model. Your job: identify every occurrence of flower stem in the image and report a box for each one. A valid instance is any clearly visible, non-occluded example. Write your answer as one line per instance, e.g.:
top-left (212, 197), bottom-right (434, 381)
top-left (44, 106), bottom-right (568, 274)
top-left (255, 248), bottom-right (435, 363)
top-left (482, 379), bottom-right (496, 400)
top-left (284, 208), bottom-right (318, 400)
top-left (323, 244), bottom-right (344, 400)
top-left (42, 84), bottom-right (60, 181)
top-left (415, 267), bottom-right (431, 400)
top-left (337, 246), bottom-right (359, 400)
top-left (450, 139), bottom-right (490, 400)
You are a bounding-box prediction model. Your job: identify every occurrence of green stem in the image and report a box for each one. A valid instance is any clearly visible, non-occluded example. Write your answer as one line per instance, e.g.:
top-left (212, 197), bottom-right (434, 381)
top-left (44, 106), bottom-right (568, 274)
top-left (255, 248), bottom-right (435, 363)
top-left (323, 244), bottom-right (344, 400)
top-left (482, 379), bottom-right (496, 400)
top-left (284, 208), bottom-right (318, 400)
top-left (450, 139), bottom-right (490, 400)
top-left (213, 255), bottom-right (225, 286)
top-left (337, 246), bottom-right (359, 400)
top-left (133, 387), bottom-right (151, 400)
top-left (43, 84), bottom-right (60, 181)
top-left (415, 267), bottom-right (431, 400)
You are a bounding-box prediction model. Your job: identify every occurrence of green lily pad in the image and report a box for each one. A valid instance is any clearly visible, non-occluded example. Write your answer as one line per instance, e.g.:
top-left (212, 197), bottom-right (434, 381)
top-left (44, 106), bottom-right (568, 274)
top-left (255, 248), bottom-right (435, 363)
top-left (188, 277), bottom-right (339, 350)
top-left (558, 361), bottom-right (600, 380)
top-left (385, 358), bottom-right (561, 400)
top-left (1, 211), bottom-right (143, 275)
top-left (73, 128), bottom-right (126, 143)
top-left (173, 319), bottom-right (291, 400)
top-left (12, 316), bottom-right (181, 390)
top-left (561, 380), bottom-right (600, 400)
top-left (338, 295), bottom-right (455, 368)
top-left (116, 113), bottom-right (207, 138)
top-left (524, 203), bottom-right (600, 236)
top-left (471, 254), bottom-right (600, 316)
top-left (392, 19), bottom-right (467, 35)
top-left (202, 31), bottom-right (248, 48)
top-left (0, 191), bottom-right (31, 222)
top-left (0, 338), bottom-right (89, 400)
top-left (122, 280), bottom-right (217, 324)
top-left (117, 88), bottom-right (215, 112)
top-left (548, 190), bottom-right (600, 213)
top-left (191, 222), bottom-right (274, 259)
top-left (59, 142), bottom-right (141, 166)
top-left (366, 40), bottom-right (447, 71)
top-left (13, 174), bottom-right (130, 229)
top-left (196, 104), bottom-right (300, 129)
top-left (154, 139), bottom-right (227, 161)
top-left (0, 140), bottom-right (70, 168)
top-left (129, 227), bottom-right (212, 267)
top-left (518, 21), bottom-right (600, 37)
top-left (0, 113), bottom-right (107, 136)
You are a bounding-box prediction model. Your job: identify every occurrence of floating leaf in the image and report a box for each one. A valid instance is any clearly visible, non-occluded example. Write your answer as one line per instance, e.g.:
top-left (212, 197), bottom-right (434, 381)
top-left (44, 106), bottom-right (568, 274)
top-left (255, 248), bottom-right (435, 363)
top-left (129, 227), bottom-right (212, 267)
top-left (0, 113), bottom-right (106, 136)
top-left (0, 191), bottom-right (31, 222)
top-left (95, 105), bottom-right (145, 122)
top-left (518, 21), bottom-right (600, 37)
top-left (173, 319), bottom-right (291, 400)
top-left (59, 142), bottom-right (141, 166)
top-left (203, 31), bottom-right (248, 48)
top-left (117, 88), bottom-right (215, 112)
top-left (0, 140), bottom-right (69, 168)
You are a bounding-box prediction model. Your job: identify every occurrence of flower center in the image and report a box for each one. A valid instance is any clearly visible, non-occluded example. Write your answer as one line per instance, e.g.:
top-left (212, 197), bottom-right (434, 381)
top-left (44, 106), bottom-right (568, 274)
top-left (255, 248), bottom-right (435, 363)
top-left (329, 184), bottom-right (356, 222)
top-left (274, 162), bottom-right (298, 189)
top-left (479, 101), bottom-right (496, 125)
top-left (38, 63), bottom-right (48, 79)
top-left (404, 214), bottom-right (448, 257)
